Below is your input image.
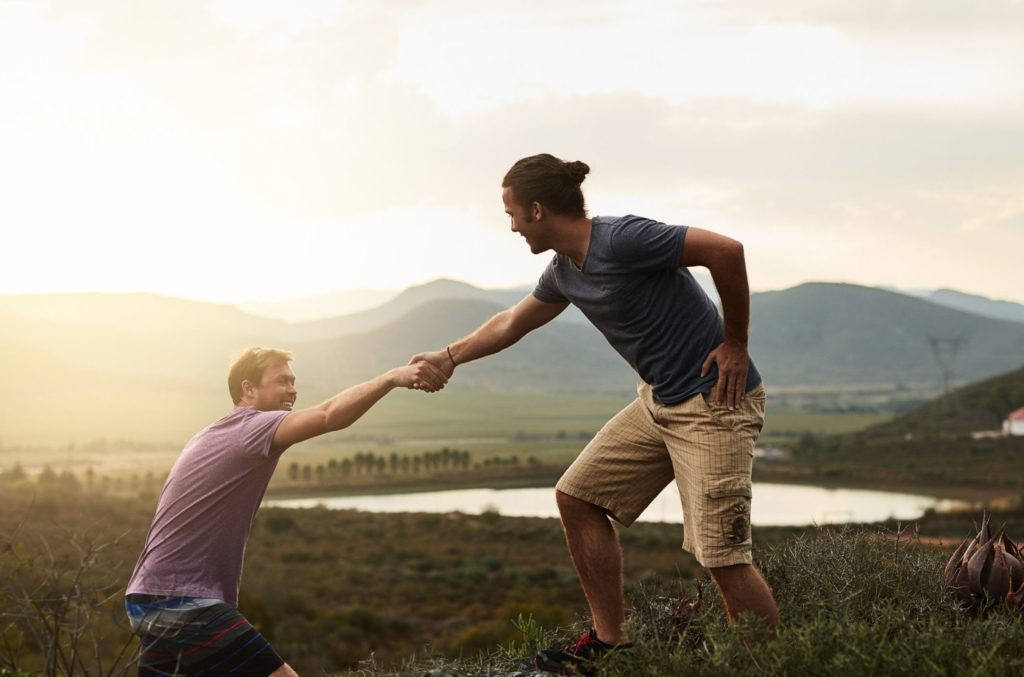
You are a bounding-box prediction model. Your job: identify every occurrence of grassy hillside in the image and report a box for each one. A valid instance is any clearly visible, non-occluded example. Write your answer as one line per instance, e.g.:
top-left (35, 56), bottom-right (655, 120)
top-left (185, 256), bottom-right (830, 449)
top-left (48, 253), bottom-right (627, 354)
top-left (399, 523), bottom-right (1024, 677)
top-left (2, 484), bottom-right (1022, 676)
top-left (865, 365), bottom-right (1024, 437)
top-left (761, 366), bottom-right (1024, 496)
top-left (0, 484), bottom-right (719, 675)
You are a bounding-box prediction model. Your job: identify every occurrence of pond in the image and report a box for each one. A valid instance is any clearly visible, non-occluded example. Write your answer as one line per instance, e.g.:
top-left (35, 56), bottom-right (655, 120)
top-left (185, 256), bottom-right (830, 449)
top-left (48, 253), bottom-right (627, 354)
top-left (264, 482), bottom-right (963, 526)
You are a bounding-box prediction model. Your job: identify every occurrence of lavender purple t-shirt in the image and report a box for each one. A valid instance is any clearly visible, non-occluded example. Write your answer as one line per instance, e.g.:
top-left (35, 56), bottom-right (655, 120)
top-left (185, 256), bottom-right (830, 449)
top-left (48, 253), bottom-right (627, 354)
top-left (126, 406), bottom-right (291, 606)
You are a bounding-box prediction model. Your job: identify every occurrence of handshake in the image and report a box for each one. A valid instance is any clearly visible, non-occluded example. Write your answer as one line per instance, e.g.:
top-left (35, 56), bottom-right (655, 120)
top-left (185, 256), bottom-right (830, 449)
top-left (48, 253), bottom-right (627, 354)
top-left (390, 347), bottom-right (458, 394)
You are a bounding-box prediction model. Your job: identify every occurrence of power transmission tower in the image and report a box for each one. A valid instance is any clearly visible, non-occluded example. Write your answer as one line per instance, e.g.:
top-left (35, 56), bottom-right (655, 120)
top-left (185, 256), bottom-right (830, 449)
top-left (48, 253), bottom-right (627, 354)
top-left (927, 335), bottom-right (966, 398)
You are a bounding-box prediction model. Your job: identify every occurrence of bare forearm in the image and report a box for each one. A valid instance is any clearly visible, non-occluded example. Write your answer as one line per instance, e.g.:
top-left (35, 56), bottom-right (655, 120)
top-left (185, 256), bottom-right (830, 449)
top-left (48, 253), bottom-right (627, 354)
top-left (274, 362), bottom-right (446, 448)
top-left (410, 296), bottom-right (562, 376)
top-left (319, 372), bottom-right (398, 431)
top-left (709, 246), bottom-right (750, 346)
top-left (448, 309), bottom-right (523, 365)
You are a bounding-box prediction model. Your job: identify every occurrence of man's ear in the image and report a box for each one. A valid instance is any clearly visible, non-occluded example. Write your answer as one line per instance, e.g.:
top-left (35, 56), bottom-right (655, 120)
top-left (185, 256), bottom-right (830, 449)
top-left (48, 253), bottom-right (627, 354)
top-left (241, 379), bottom-right (256, 398)
top-left (531, 201), bottom-right (544, 221)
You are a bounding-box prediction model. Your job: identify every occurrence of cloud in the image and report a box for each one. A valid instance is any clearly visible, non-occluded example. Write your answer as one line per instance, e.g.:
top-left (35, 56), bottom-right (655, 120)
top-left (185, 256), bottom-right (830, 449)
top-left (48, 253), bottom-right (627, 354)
top-left (709, 0), bottom-right (1024, 33)
top-left (2, 0), bottom-right (1022, 302)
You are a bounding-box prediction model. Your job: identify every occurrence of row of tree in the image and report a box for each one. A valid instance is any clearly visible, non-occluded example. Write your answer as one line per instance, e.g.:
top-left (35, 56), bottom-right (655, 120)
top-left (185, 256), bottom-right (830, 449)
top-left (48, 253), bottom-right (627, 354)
top-left (284, 448), bottom-right (540, 484)
top-left (0, 446), bottom-right (547, 493)
top-left (0, 462), bottom-right (167, 493)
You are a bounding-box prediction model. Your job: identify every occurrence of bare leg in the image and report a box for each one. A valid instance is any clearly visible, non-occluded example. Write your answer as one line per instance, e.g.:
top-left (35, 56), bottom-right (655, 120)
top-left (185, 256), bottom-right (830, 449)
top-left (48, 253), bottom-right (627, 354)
top-left (555, 490), bottom-right (630, 645)
top-left (708, 563), bottom-right (779, 632)
top-left (269, 663), bottom-right (299, 676)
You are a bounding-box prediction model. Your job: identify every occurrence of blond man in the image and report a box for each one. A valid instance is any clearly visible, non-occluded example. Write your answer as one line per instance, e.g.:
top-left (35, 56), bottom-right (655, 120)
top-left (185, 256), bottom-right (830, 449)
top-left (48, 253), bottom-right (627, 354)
top-left (125, 347), bottom-right (446, 676)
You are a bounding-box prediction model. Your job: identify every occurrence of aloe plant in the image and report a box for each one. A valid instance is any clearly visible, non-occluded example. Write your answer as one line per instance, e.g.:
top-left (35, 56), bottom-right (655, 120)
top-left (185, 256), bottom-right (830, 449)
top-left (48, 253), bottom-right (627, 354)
top-left (944, 515), bottom-right (1024, 612)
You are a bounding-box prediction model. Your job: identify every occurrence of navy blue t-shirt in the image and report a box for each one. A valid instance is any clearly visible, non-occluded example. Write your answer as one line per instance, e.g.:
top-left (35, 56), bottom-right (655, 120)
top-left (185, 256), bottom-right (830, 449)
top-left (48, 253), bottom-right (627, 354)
top-left (533, 215), bottom-right (761, 405)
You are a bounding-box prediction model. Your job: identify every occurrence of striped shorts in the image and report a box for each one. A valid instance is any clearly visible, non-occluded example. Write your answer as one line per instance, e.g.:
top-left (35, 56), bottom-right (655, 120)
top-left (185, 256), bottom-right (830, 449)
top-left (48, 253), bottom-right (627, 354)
top-left (125, 594), bottom-right (284, 676)
top-left (556, 382), bottom-right (766, 568)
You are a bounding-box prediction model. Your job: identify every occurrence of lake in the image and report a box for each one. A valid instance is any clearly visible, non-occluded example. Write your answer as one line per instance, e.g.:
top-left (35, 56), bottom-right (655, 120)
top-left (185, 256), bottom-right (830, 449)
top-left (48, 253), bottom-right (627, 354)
top-left (264, 482), bottom-right (963, 526)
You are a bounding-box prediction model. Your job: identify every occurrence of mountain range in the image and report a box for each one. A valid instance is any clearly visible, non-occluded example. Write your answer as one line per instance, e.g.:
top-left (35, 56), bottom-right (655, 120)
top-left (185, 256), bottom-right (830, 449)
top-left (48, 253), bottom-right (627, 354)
top-left (1, 278), bottom-right (1022, 443)
top-left (237, 277), bottom-right (1022, 326)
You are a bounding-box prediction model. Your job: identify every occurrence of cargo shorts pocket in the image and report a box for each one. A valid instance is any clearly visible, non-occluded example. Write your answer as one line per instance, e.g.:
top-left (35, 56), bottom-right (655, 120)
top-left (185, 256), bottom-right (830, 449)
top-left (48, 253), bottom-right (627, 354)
top-left (702, 475), bottom-right (753, 547)
top-left (699, 386), bottom-right (766, 436)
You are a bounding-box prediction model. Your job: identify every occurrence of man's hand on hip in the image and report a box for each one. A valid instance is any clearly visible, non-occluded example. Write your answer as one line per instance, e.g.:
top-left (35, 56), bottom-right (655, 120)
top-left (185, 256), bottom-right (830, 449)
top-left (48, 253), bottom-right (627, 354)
top-left (700, 340), bottom-right (749, 410)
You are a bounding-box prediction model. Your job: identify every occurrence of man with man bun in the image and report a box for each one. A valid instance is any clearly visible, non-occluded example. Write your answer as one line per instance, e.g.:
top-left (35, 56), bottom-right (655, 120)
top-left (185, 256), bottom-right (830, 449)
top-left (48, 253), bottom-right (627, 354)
top-left (412, 153), bottom-right (777, 674)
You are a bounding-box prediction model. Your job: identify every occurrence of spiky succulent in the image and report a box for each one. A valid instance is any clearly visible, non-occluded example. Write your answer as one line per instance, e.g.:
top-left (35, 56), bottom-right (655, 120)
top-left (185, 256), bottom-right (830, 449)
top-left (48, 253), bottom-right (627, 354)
top-left (944, 515), bottom-right (1024, 612)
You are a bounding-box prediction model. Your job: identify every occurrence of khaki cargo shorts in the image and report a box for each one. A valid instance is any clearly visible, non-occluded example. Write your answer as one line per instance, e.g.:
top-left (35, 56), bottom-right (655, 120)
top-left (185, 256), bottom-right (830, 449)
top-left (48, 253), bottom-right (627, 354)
top-left (556, 382), bottom-right (766, 568)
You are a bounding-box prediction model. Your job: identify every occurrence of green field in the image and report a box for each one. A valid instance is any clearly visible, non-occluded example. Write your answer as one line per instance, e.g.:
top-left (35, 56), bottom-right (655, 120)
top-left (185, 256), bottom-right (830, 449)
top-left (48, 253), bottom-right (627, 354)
top-left (0, 389), bottom-right (890, 483)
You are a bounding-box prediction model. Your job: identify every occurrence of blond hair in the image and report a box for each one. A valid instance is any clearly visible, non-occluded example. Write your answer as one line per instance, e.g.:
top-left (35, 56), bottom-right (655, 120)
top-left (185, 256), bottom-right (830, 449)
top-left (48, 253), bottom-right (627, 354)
top-left (228, 347), bottom-right (294, 404)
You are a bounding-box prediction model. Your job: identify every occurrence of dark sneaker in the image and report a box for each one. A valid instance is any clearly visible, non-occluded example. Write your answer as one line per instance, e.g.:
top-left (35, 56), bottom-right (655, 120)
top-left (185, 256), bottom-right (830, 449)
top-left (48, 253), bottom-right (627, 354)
top-left (534, 628), bottom-right (633, 675)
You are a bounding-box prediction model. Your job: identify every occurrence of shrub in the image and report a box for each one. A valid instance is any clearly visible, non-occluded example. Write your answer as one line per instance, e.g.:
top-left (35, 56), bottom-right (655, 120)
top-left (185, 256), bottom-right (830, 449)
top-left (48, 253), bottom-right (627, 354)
top-left (382, 526), bottom-right (1024, 676)
top-left (0, 500), bottom-right (137, 676)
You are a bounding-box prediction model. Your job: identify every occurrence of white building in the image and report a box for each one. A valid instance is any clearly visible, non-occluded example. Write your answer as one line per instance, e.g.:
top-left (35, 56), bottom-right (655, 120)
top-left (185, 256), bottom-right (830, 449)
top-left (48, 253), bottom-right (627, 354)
top-left (1004, 407), bottom-right (1024, 437)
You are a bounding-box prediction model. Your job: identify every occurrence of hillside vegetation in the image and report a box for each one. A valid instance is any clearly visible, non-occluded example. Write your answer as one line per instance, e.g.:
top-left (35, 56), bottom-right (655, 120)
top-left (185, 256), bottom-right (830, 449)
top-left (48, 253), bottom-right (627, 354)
top-left (866, 366), bottom-right (1024, 437)
top-left (2, 483), bottom-right (1022, 676)
top-left (398, 523), bottom-right (1024, 677)
top-left (762, 366), bottom-right (1024, 495)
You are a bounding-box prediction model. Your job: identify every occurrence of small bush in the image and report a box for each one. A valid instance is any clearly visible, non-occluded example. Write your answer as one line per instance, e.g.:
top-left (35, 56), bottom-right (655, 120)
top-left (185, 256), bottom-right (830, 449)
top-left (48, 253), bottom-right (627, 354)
top-left (376, 525), bottom-right (1024, 676)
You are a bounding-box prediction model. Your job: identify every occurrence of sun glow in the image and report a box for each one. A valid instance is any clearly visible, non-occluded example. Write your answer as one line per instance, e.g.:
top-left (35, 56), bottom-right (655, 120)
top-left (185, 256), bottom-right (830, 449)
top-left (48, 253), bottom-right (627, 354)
top-left (2, 1), bottom-right (1022, 303)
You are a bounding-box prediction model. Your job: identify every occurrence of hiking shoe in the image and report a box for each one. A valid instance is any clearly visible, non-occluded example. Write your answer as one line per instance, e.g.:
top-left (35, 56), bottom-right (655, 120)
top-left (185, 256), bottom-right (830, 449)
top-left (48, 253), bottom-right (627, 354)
top-left (534, 628), bottom-right (632, 675)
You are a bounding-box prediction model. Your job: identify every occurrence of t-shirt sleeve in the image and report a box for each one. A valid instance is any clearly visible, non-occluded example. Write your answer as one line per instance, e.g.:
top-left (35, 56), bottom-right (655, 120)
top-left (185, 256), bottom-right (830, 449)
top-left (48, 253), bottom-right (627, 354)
top-left (532, 255), bottom-right (569, 304)
top-left (608, 216), bottom-right (687, 271)
top-left (241, 410), bottom-right (291, 458)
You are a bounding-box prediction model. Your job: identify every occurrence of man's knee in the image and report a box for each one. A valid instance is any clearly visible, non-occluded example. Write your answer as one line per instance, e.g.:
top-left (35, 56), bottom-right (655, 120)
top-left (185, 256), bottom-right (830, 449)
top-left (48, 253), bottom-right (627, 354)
top-left (269, 662), bottom-right (299, 677)
top-left (555, 490), bottom-right (603, 518)
top-left (708, 562), bottom-right (758, 588)
top-left (555, 489), bottom-right (578, 511)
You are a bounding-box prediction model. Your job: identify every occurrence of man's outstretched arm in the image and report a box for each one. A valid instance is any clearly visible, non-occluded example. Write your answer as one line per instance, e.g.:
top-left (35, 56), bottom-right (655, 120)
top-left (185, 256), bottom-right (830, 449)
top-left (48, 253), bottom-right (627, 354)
top-left (273, 362), bottom-right (448, 448)
top-left (679, 226), bottom-right (751, 410)
top-left (411, 294), bottom-right (569, 375)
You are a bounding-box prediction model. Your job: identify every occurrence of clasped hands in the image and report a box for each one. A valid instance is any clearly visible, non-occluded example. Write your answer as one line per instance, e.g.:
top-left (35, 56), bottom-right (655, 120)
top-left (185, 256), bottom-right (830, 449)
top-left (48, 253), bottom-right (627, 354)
top-left (398, 349), bottom-right (457, 393)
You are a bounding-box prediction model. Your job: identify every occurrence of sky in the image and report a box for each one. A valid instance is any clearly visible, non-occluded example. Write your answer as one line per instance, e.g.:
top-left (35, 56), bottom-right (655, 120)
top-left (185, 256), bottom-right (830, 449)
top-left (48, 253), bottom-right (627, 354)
top-left (2, 0), bottom-right (1023, 305)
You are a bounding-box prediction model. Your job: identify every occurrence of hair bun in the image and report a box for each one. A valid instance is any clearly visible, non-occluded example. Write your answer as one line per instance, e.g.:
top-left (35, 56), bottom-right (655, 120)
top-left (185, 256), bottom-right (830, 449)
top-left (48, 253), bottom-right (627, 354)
top-left (565, 160), bottom-right (590, 184)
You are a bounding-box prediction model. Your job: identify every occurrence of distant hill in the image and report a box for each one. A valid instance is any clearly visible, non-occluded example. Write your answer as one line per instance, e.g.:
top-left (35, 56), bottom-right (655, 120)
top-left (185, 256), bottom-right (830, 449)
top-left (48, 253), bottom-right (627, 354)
top-left (238, 288), bottom-right (398, 323)
top-left (0, 292), bottom-right (285, 336)
top-left (2, 280), bottom-right (1024, 445)
top-left (0, 338), bottom-right (227, 445)
top-left (236, 273), bottom-right (719, 335)
top-left (289, 279), bottom-right (539, 340)
top-left (290, 298), bottom-right (635, 392)
top-left (889, 287), bottom-right (1024, 324)
top-left (2, 282), bottom-right (1021, 393)
top-left (749, 283), bottom-right (1024, 386)
top-left (863, 365), bottom-right (1024, 437)
top-left (0, 309), bottom-right (271, 385)
top-left (923, 289), bottom-right (1024, 324)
